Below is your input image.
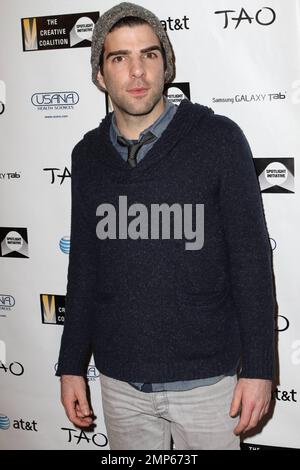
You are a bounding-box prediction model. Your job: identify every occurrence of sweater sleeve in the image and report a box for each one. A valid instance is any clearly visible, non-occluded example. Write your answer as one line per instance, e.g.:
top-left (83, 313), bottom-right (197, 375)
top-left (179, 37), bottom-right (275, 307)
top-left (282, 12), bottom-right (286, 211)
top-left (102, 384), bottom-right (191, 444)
top-left (56, 141), bottom-right (95, 376)
top-left (218, 118), bottom-right (276, 379)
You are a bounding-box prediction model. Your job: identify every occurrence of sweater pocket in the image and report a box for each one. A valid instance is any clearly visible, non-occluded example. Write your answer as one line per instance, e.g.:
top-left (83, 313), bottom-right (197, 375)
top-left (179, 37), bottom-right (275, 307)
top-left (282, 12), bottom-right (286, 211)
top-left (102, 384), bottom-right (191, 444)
top-left (176, 285), bottom-right (229, 309)
top-left (173, 287), bottom-right (234, 360)
top-left (174, 267), bottom-right (235, 359)
top-left (175, 250), bottom-right (230, 309)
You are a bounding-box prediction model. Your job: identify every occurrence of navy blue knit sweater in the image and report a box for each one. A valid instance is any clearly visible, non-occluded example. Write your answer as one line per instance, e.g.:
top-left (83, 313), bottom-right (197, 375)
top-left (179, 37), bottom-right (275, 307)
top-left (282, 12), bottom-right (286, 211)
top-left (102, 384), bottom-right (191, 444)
top-left (56, 99), bottom-right (275, 381)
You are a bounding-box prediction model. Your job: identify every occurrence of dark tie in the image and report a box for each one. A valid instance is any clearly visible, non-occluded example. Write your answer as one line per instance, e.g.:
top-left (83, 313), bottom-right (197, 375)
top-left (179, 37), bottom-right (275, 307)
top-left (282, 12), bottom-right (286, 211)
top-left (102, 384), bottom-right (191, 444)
top-left (117, 131), bottom-right (156, 168)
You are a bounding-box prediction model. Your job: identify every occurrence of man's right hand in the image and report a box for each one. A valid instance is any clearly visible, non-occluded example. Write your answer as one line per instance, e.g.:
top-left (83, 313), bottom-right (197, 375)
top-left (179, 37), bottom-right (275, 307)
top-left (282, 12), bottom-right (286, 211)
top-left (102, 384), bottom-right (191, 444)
top-left (60, 374), bottom-right (94, 427)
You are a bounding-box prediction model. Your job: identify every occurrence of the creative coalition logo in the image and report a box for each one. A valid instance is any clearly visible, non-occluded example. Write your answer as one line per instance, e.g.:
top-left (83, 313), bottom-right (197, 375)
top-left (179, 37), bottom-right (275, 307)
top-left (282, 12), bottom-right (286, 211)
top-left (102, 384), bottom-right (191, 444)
top-left (0, 228), bottom-right (29, 258)
top-left (164, 82), bottom-right (191, 106)
top-left (0, 295), bottom-right (15, 317)
top-left (105, 93), bottom-right (113, 115)
top-left (242, 443), bottom-right (300, 451)
top-left (214, 7), bottom-right (276, 29)
top-left (40, 294), bottom-right (65, 325)
top-left (21, 12), bottom-right (99, 51)
top-left (212, 91), bottom-right (286, 105)
top-left (59, 236), bottom-right (70, 254)
top-left (43, 167), bottom-right (71, 185)
top-left (0, 414), bottom-right (38, 432)
top-left (253, 158), bottom-right (295, 193)
top-left (31, 92), bottom-right (79, 119)
top-left (0, 80), bottom-right (5, 115)
top-left (0, 172), bottom-right (21, 181)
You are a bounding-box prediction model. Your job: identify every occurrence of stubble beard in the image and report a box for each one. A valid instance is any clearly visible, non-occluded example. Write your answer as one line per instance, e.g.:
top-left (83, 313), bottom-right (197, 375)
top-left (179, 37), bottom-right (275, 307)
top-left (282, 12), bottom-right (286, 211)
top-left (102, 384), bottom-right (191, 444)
top-left (111, 82), bottom-right (165, 117)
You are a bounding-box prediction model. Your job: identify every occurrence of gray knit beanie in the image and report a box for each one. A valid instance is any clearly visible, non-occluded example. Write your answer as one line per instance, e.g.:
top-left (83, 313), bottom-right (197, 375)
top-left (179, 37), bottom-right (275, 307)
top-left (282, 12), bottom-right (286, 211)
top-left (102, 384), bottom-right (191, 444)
top-left (91, 2), bottom-right (175, 91)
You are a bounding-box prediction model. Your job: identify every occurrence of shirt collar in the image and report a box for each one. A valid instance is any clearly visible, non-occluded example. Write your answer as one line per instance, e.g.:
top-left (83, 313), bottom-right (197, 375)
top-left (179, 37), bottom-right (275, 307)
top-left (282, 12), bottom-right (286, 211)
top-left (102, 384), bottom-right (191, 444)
top-left (111, 97), bottom-right (177, 144)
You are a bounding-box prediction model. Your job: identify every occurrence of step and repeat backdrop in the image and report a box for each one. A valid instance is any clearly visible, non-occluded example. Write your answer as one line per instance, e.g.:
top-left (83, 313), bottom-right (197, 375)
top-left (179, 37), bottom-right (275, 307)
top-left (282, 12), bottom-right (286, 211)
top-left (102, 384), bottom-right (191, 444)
top-left (0, 0), bottom-right (299, 451)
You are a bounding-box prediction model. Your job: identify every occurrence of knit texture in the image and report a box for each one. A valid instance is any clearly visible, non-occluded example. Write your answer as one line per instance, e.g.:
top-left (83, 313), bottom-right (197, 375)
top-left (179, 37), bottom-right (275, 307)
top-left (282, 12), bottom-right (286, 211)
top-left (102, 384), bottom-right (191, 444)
top-left (91, 2), bottom-right (175, 91)
top-left (56, 100), bottom-right (276, 381)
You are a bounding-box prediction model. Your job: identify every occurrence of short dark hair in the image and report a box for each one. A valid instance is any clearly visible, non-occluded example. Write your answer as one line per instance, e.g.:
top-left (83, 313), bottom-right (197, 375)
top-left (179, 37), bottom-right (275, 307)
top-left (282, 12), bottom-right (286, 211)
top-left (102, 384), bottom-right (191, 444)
top-left (99, 16), bottom-right (167, 74)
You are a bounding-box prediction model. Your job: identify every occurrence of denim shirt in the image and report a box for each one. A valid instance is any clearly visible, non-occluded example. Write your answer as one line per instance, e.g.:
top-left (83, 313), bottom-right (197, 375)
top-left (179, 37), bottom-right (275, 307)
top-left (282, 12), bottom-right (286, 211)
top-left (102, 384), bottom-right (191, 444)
top-left (110, 97), bottom-right (177, 163)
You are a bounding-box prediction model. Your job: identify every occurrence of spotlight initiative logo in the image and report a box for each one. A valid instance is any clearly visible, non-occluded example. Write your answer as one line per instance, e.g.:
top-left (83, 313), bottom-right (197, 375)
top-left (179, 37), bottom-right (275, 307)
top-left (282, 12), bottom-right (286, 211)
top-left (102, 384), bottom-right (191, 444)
top-left (254, 158), bottom-right (295, 193)
top-left (0, 228), bottom-right (29, 258)
top-left (164, 82), bottom-right (191, 105)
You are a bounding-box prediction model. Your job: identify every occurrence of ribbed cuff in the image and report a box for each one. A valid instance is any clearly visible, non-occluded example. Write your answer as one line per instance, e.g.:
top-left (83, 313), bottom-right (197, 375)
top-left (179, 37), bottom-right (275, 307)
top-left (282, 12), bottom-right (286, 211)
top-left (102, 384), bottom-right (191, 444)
top-left (239, 347), bottom-right (275, 380)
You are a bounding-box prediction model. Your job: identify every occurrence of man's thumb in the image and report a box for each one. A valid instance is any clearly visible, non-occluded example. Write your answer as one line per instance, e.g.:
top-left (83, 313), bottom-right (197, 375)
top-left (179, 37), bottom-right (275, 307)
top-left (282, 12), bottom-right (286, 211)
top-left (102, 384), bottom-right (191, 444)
top-left (78, 393), bottom-right (91, 416)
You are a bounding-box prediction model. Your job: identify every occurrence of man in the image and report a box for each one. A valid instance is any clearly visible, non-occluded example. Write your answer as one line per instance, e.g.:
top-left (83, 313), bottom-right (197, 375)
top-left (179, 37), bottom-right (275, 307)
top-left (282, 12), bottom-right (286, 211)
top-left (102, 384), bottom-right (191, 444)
top-left (56, 2), bottom-right (275, 450)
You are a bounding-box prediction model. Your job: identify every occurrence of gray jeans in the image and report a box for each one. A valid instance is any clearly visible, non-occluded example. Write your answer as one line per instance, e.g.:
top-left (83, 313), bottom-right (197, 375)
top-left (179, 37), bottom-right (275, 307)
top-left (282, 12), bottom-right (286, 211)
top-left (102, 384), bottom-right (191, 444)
top-left (100, 373), bottom-right (240, 450)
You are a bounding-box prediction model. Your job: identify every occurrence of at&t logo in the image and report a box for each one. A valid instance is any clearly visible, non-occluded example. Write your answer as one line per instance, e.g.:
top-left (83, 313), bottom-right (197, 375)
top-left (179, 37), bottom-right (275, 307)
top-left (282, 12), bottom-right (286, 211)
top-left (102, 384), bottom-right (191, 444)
top-left (0, 414), bottom-right (10, 430)
top-left (59, 236), bottom-right (70, 254)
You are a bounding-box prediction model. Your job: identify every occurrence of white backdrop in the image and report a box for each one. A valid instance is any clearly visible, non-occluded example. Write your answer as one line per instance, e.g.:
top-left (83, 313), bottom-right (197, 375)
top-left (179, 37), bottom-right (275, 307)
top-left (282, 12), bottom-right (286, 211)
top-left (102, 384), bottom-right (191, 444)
top-left (0, 0), bottom-right (299, 450)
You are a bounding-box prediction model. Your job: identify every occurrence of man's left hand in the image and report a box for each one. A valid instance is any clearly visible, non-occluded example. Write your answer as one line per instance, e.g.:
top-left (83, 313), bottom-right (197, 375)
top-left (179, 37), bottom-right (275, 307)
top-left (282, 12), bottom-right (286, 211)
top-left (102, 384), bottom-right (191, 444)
top-left (230, 378), bottom-right (272, 435)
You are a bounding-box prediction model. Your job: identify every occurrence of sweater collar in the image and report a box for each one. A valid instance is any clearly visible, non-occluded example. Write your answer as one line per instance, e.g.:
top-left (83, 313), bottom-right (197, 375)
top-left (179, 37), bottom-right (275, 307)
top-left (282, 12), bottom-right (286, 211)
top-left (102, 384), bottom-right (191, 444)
top-left (88, 99), bottom-right (213, 177)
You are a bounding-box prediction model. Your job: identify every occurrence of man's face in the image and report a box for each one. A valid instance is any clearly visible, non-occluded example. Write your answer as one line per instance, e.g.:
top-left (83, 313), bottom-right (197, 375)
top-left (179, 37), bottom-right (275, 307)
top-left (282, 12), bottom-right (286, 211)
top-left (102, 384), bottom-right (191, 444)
top-left (97, 24), bottom-right (166, 117)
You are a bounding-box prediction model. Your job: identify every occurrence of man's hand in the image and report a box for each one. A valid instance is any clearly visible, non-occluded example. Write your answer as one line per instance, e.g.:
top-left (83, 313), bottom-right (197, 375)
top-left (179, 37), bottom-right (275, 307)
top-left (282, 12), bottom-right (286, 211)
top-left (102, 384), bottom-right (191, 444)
top-left (230, 378), bottom-right (272, 435)
top-left (60, 374), bottom-right (94, 428)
